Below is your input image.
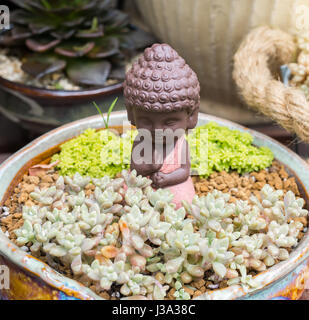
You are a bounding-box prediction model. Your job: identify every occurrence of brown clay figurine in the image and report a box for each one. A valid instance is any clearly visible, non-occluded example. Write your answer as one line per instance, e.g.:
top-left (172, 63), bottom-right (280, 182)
top-left (123, 43), bottom-right (200, 208)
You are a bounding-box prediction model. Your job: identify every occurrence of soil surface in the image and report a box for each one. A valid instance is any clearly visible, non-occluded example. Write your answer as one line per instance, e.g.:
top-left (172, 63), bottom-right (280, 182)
top-left (193, 161), bottom-right (300, 201)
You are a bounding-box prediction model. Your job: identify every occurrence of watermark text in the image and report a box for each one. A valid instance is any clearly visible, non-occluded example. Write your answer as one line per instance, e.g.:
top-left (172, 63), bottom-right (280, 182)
top-left (0, 6), bottom-right (9, 30)
top-left (0, 265), bottom-right (9, 290)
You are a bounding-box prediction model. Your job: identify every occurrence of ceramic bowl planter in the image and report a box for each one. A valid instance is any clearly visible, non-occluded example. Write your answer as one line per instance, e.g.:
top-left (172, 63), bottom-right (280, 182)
top-left (0, 111), bottom-right (309, 300)
top-left (0, 76), bottom-right (124, 135)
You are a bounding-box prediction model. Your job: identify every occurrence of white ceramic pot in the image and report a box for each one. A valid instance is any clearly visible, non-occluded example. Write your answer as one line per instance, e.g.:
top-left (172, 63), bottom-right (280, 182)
top-left (134, 0), bottom-right (307, 124)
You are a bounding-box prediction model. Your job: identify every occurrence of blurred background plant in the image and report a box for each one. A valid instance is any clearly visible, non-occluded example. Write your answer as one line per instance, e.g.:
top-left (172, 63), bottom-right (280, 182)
top-left (0, 0), bottom-right (154, 88)
top-left (0, 0), bottom-right (155, 152)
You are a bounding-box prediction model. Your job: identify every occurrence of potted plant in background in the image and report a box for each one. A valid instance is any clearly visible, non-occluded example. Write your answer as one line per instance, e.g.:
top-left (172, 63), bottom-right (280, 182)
top-left (0, 0), bottom-right (155, 135)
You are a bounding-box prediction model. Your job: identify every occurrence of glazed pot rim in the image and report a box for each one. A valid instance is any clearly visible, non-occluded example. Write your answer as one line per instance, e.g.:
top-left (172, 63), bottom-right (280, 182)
top-left (0, 75), bottom-right (123, 99)
top-left (1, 111), bottom-right (309, 300)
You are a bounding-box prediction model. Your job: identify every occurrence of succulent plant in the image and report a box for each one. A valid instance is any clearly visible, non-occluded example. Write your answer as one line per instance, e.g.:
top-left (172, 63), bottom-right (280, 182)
top-left (145, 212), bottom-right (171, 246)
top-left (284, 190), bottom-right (308, 219)
top-left (64, 173), bottom-right (91, 193)
top-left (99, 222), bottom-right (119, 246)
top-left (22, 205), bottom-right (47, 224)
top-left (163, 204), bottom-right (186, 229)
top-left (0, 0), bottom-right (155, 87)
top-left (13, 175), bottom-right (308, 300)
top-left (153, 281), bottom-right (170, 300)
top-left (14, 220), bottom-right (35, 245)
top-left (188, 191), bottom-right (235, 235)
top-left (121, 204), bottom-right (152, 232)
top-left (122, 169), bottom-right (152, 189)
top-left (173, 281), bottom-right (190, 300)
top-left (147, 188), bottom-right (174, 211)
top-left (30, 185), bottom-right (59, 205)
top-left (267, 221), bottom-right (299, 248)
top-left (125, 187), bottom-right (143, 207)
top-left (119, 271), bottom-right (155, 296)
top-left (235, 201), bottom-right (267, 231)
top-left (200, 237), bottom-right (234, 278)
top-left (94, 186), bottom-right (122, 209)
top-left (250, 185), bottom-right (308, 224)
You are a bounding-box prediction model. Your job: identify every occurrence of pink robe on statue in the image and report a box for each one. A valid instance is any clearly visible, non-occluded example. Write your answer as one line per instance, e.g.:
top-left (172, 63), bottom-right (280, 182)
top-left (159, 135), bottom-right (195, 209)
top-left (125, 136), bottom-right (196, 209)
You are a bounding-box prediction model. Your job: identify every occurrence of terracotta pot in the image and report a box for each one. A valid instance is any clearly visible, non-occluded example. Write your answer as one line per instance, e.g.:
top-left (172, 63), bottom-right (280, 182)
top-left (0, 76), bottom-right (124, 135)
top-left (0, 111), bottom-right (309, 300)
top-left (134, 0), bottom-right (305, 125)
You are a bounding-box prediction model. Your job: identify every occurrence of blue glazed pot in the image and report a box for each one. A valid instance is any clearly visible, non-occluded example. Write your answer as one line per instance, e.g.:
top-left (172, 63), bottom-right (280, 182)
top-left (0, 112), bottom-right (309, 300)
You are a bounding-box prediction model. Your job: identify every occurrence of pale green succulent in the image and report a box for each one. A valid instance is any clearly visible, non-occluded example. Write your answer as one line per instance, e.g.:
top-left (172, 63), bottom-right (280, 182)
top-left (267, 221), bottom-right (299, 248)
top-left (84, 258), bottom-right (155, 295)
top-left (147, 188), bottom-right (174, 210)
top-left (234, 265), bottom-right (259, 288)
top-left (22, 206), bottom-right (47, 224)
top-left (231, 234), bottom-right (265, 253)
top-left (145, 211), bottom-right (171, 245)
top-left (84, 259), bottom-right (125, 289)
top-left (100, 232), bottom-right (119, 247)
top-left (159, 222), bottom-right (203, 277)
top-left (73, 172), bottom-right (91, 187)
top-left (284, 191), bottom-right (308, 219)
top-left (163, 205), bottom-right (186, 229)
top-left (64, 173), bottom-right (91, 193)
top-left (120, 271), bottom-right (155, 296)
top-left (234, 200), bottom-right (251, 216)
top-left (173, 222), bottom-right (201, 254)
top-left (44, 243), bottom-right (68, 257)
top-left (121, 205), bottom-right (153, 232)
top-left (15, 220), bottom-right (35, 245)
top-left (94, 176), bottom-right (124, 192)
top-left (30, 186), bottom-right (59, 205)
top-left (250, 185), bottom-right (283, 215)
top-left (46, 208), bottom-right (62, 223)
top-left (60, 208), bottom-right (78, 224)
top-left (93, 176), bottom-right (111, 190)
top-left (235, 203), bottom-right (267, 231)
top-left (122, 169), bottom-right (152, 189)
top-left (94, 186), bottom-right (122, 209)
top-left (199, 237), bottom-right (234, 278)
top-left (173, 281), bottom-right (191, 300)
top-left (189, 191), bottom-right (235, 234)
top-left (13, 171), bottom-right (309, 300)
top-left (67, 190), bottom-right (85, 207)
top-left (153, 282), bottom-right (170, 300)
top-left (164, 256), bottom-right (185, 274)
top-left (220, 224), bottom-right (241, 243)
top-left (80, 203), bottom-right (98, 227)
top-left (260, 184), bottom-right (284, 205)
top-left (248, 185), bottom-right (308, 225)
top-left (125, 187), bottom-right (144, 207)
top-left (56, 225), bottom-right (85, 249)
top-left (33, 221), bottom-right (57, 243)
